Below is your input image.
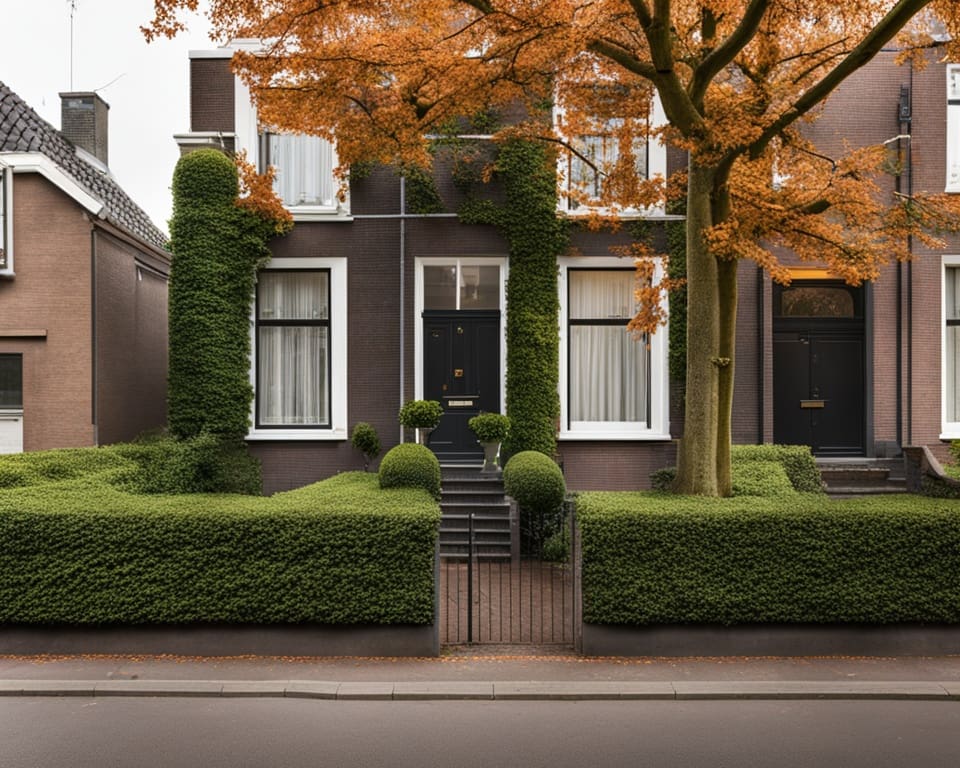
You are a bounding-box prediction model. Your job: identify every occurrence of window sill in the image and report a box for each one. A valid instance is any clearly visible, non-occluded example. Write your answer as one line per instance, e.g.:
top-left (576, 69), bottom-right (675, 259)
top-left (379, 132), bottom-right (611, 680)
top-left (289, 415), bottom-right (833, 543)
top-left (939, 431), bottom-right (960, 441)
top-left (559, 430), bottom-right (672, 442)
top-left (246, 428), bottom-right (348, 441)
top-left (289, 208), bottom-right (353, 222)
top-left (0, 269), bottom-right (13, 281)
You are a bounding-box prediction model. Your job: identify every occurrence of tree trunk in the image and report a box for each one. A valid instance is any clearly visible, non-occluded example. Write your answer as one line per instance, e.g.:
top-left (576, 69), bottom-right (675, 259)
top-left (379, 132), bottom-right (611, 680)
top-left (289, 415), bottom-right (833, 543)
top-left (673, 162), bottom-right (720, 495)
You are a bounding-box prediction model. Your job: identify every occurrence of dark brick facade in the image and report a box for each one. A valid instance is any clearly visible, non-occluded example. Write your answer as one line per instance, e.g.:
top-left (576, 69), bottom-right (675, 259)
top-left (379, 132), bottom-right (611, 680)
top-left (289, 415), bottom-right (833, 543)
top-left (188, 49), bottom-right (960, 493)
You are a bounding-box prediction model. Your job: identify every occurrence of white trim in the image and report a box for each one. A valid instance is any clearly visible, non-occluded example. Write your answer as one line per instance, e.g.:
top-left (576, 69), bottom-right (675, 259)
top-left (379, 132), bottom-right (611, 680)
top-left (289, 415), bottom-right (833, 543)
top-left (942, 255), bottom-right (960, 437)
top-left (0, 152), bottom-right (104, 217)
top-left (246, 256), bottom-right (349, 441)
top-left (413, 257), bottom-right (508, 411)
top-left (557, 256), bottom-right (670, 441)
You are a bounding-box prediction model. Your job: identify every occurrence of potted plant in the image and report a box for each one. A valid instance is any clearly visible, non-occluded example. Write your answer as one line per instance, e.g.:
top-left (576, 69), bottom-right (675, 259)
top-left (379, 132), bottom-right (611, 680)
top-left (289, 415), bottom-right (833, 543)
top-left (351, 422), bottom-right (381, 471)
top-left (398, 399), bottom-right (444, 445)
top-left (469, 412), bottom-right (511, 473)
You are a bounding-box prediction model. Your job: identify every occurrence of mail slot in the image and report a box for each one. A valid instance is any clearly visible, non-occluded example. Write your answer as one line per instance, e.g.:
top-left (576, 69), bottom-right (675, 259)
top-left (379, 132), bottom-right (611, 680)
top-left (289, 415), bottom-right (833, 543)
top-left (800, 400), bottom-right (825, 409)
top-left (447, 399), bottom-right (475, 408)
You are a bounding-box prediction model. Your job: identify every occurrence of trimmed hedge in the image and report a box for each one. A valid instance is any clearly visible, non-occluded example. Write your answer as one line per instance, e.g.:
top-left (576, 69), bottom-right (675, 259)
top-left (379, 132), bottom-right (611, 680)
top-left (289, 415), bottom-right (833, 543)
top-left (378, 443), bottom-right (442, 499)
top-left (650, 444), bottom-right (823, 495)
top-left (730, 444), bottom-right (823, 493)
top-left (0, 472), bottom-right (439, 625)
top-left (579, 492), bottom-right (960, 625)
top-left (730, 461), bottom-right (794, 497)
top-left (0, 437), bottom-right (261, 496)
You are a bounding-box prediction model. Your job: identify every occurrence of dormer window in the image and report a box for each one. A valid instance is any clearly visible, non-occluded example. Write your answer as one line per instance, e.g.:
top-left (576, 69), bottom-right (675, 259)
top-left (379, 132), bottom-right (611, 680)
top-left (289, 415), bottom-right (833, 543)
top-left (261, 131), bottom-right (339, 212)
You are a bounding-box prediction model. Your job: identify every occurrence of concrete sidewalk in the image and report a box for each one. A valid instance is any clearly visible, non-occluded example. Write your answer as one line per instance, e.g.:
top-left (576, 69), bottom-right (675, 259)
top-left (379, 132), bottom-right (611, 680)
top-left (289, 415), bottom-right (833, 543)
top-left (1, 648), bottom-right (959, 701)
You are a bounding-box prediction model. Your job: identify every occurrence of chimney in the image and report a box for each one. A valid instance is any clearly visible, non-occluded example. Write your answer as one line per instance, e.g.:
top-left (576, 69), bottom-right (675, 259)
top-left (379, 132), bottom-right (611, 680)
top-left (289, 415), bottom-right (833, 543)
top-left (59, 92), bottom-right (109, 166)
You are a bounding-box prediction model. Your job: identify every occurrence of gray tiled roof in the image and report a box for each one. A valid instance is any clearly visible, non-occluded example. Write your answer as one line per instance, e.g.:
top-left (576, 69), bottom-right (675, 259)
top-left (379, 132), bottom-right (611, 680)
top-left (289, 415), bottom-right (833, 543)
top-left (0, 81), bottom-right (167, 250)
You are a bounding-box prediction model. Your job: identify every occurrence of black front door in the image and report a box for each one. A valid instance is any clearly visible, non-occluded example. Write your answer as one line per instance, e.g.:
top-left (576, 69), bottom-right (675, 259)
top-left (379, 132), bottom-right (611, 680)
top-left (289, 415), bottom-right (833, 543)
top-left (423, 311), bottom-right (501, 463)
top-left (773, 281), bottom-right (866, 455)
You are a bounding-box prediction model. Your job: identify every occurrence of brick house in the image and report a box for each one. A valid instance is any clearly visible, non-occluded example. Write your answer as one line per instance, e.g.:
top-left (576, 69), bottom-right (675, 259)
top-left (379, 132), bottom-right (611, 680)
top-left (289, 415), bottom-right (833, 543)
top-left (0, 83), bottom-right (170, 454)
top-left (177, 45), bottom-right (960, 494)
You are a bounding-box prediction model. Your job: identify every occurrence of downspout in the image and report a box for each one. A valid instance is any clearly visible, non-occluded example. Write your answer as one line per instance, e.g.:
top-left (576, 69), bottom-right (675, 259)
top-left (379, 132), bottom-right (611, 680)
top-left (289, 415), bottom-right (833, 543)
top-left (906, 64), bottom-right (914, 447)
top-left (399, 174), bottom-right (406, 445)
top-left (90, 225), bottom-right (98, 444)
top-left (757, 264), bottom-right (764, 443)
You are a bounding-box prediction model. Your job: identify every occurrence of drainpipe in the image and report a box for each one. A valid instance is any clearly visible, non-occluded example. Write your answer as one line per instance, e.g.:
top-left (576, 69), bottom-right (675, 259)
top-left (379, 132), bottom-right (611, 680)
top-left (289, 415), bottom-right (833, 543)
top-left (906, 65), bottom-right (914, 448)
top-left (757, 264), bottom-right (764, 443)
top-left (399, 175), bottom-right (406, 445)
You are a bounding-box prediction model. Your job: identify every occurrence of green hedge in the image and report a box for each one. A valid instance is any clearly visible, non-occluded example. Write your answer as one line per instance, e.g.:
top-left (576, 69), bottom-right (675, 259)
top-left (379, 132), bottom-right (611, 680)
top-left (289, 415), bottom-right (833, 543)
top-left (579, 492), bottom-right (960, 625)
top-left (0, 437), bottom-right (261, 496)
top-left (0, 472), bottom-right (439, 625)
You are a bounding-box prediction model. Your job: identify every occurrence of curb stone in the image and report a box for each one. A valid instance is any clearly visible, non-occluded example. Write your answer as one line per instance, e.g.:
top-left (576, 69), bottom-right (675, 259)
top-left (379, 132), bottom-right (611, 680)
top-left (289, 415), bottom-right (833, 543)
top-left (0, 680), bottom-right (957, 701)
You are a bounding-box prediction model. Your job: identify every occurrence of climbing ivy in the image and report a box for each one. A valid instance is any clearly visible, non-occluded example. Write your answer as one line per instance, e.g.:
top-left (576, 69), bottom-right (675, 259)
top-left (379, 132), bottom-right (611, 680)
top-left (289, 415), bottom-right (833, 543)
top-left (460, 139), bottom-right (568, 457)
top-left (666, 215), bottom-right (687, 398)
top-left (168, 149), bottom-right (279, 440)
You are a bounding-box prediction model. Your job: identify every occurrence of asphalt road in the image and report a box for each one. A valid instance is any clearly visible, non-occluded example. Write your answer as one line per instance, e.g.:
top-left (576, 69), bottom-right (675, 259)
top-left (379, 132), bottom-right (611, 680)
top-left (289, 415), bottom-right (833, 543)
top-left (1, 698), bottom-right (958, 767)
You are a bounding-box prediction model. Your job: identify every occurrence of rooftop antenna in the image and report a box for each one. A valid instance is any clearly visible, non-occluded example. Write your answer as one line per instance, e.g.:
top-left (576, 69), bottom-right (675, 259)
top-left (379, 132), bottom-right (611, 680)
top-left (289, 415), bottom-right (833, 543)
top-left (68, 0), bottom-right (78, 90)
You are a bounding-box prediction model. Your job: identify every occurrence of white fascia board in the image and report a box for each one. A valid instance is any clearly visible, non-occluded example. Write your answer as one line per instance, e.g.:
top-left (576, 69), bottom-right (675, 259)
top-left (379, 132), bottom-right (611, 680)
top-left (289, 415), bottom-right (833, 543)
top-left (0, 152), bottom-right (104, 218)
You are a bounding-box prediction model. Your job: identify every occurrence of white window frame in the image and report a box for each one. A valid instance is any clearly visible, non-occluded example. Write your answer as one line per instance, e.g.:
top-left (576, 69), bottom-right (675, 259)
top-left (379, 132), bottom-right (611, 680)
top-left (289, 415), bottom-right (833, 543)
top-left (941, 255), bottom-right (960, 438)
top-left (247, 257), bottom-right (348, 441)
top-left (413, 257), bottom-right (507, 408)
top-left (946, 65), bottom-right (960, 193)
top-left (558, 256), bottom-right (670, 441)
top-left (0, 165), bottom-right (11, 276)
top-left (555, 92), bottom-right (667, 218)
top-left (231, 60), bottom-right (350, 220)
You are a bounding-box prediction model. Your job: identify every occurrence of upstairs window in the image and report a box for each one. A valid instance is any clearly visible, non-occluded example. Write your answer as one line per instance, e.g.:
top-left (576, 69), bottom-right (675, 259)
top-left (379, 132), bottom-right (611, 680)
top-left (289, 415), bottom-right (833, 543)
top-left (0, 354), bottom-right (21, 409)
top-left (947, 66), bottom-right (960, 193)
top-left (261, 131), bottom-right (338, 211)
top-left (944, 260), bottom-right (960, 434)
top-left (565, 122), bottom-right (649, 211)
top-left (0, 168), bottom-right (8, 272)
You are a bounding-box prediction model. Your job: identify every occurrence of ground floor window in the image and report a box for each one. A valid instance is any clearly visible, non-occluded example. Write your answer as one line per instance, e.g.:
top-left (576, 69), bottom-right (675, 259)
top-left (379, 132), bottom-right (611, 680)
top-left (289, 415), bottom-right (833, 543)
top-left (558, 258), bottom-right (669, 440)
top-left (248, 258), bottom-right (347, 440)
top-left (944, 260), bottom-right (960, 435)
top-left (0, 354), bottom-right (21, 409)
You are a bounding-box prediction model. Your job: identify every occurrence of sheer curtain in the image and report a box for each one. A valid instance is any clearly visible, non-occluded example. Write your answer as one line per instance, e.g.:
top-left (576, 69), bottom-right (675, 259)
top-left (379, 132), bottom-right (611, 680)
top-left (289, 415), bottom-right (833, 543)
top-left (947, 267), bottom-right (960, 421)
top-left (569, 271), bottom-right (648, 423)
top-left (258, 272), bottom-right (329, 426)
top-left (269, 134), bottom-right (335, 207)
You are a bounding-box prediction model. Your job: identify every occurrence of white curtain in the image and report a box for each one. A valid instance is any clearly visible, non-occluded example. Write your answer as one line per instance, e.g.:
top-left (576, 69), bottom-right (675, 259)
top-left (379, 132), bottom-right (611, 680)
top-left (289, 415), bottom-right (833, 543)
top-left (269, 133), bottom-right (335, 207)
top-left (947, 268), bottom-right (960, 421)
top-left (569, 271), bottom-right (648, 423)
top-left (258, 273), bottom-right (329, 426)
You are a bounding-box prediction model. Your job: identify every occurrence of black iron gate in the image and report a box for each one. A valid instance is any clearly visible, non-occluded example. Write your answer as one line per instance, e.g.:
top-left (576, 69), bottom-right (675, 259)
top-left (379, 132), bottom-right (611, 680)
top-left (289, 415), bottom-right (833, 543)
top-left (439, 501), bottom-right (578, 647)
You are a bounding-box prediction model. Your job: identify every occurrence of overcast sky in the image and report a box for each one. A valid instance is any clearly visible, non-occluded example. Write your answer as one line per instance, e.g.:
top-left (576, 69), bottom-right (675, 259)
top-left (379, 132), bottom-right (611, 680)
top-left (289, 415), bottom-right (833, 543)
top-left (0, 0), bottom-right (215, 235)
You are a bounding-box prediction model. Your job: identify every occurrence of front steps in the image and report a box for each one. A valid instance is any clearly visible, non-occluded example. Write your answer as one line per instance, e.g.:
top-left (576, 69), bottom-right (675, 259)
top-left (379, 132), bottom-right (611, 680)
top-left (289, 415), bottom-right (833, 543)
top-left (439, 465), bottom-right (514, 560)
top-left (816, 458), bottom-right (907, 497)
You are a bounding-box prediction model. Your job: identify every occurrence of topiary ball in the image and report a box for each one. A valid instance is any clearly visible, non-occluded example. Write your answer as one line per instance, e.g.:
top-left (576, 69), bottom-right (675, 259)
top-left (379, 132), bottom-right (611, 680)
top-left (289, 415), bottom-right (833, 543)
top-left (378, 443), bottom-right (441, 499)
top-left (503, 450), bottom-right (565, 515)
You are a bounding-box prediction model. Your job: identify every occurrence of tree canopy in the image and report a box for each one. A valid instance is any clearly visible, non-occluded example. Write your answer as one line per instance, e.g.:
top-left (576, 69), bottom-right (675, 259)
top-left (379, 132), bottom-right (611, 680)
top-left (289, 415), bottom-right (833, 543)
top-left (149, 0), bottom-right (960, 494)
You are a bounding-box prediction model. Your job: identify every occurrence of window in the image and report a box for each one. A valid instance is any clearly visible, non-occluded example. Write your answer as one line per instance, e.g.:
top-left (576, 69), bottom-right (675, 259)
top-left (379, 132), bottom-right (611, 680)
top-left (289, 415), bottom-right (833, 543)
top-left (423, 262), bottom-right (500, 310)
top-left (262, 131), bottom-right (338, 211)
top-left (248, 258), bottom-right (348, 440)
top-left (944, 260), bottom-right (960, 435)
top-left (566, 124), bottom-right (649, 211)
top-left (556, 93), bottom-right (667, 215)
top-left (0, 167), bottom-right (9, 272)
top-left (0, 354), bottom-right (22, 409)
top-left (559, 259), bottom-right (669, 439)
top-left (947, 66), bottom-right (960, 193)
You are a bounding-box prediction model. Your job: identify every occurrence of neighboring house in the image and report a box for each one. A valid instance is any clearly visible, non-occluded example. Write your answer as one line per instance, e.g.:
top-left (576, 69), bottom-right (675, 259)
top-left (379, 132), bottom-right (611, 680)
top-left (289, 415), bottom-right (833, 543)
top-left (178, 45), bottom-right (960, 494)
top-left (0, 83), bottom-right (170, 454)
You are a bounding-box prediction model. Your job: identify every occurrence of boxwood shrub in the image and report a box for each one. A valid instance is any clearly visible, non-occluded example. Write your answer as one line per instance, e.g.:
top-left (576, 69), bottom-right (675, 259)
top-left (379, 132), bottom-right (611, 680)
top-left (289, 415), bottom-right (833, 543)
top-left (579, 492), bottom-right (960, 625)
top-left (0, 472), bottom-right (439, 625)
top-left (378, 443), bottom-right (442, 499)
